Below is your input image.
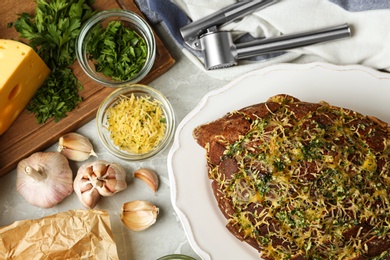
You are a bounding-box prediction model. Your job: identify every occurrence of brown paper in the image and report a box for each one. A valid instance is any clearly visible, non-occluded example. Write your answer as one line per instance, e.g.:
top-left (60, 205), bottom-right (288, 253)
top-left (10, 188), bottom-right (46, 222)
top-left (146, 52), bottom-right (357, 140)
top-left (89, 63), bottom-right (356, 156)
top-left (0, 209), bottom-right (119, 259)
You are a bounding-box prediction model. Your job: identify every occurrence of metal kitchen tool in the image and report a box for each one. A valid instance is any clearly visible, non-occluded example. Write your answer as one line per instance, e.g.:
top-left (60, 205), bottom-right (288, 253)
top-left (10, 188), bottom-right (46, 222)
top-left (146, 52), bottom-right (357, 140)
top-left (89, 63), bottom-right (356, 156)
top-left (180, 0), bottom-right (278, 50)
top-left (180, 0), bottom-right (352, 70)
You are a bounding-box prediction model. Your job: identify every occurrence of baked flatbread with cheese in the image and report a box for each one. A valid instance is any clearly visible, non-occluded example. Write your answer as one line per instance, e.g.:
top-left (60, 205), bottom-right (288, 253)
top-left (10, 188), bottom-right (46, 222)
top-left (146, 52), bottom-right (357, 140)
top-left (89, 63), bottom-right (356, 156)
top-left (193, 94), bottom-right (390, 259)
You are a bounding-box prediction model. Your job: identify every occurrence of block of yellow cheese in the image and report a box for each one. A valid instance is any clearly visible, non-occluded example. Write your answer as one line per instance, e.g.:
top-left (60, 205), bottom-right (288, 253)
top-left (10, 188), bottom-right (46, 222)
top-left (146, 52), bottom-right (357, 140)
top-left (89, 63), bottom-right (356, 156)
top-left (0, 39), bottom-right (51, 135)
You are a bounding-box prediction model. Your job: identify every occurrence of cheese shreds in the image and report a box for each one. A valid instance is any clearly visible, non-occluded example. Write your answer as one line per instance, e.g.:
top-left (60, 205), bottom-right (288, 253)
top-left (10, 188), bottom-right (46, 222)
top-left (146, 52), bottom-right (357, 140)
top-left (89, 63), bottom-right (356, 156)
top-left (106, 93), bottom-right (166, 154)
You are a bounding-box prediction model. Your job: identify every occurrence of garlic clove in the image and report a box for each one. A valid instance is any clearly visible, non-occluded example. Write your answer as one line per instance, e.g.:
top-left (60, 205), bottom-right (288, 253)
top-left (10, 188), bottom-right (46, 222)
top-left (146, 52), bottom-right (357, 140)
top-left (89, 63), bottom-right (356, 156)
top-left (59, 132), bottom-right (95, 153)
top-left (92, 163), bottom-right (109, 178)
top-left (83, 166), bottom-right (95, 179)
top-left (81, 189), bottom-right (101, 209)
top-left (74, 173), bottom-right (101, 209)
top-left (134, 168), bottom-right (159, 193)
top-left (58, 132), bottom-right (97, 161)
top-left (121, 210), bottom-right (157, 232)
top-left (121, 200), bottom-right (159, 231)
top-left (79, 181), bottom-right (93, 193)
top-left (60, 149), bottom-right (91, 162)
top-left (99, 179), bottom-right (118, 196)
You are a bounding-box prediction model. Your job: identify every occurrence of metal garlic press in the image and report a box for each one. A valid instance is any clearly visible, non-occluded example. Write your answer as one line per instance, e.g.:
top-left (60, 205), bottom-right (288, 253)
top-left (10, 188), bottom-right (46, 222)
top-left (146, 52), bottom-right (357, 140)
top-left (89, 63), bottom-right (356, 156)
top-left (180, 0), bottom-right (352, 70)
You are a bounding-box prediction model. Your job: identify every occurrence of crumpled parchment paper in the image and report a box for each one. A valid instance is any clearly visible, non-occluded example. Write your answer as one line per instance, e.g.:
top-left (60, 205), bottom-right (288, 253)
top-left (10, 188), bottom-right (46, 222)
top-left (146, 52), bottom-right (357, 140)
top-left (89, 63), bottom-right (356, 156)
top-left (0, 209), bottom-right (118, 259)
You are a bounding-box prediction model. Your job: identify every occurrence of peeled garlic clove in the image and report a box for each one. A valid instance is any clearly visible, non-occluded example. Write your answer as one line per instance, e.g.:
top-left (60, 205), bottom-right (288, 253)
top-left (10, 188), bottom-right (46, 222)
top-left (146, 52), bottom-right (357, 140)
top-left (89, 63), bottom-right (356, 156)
top-left (58, 132), bottom-right (97, 161)
top-left (134, 168), bottom-right (159, 193)
top-left (121, 200), bottom-right (159, 231)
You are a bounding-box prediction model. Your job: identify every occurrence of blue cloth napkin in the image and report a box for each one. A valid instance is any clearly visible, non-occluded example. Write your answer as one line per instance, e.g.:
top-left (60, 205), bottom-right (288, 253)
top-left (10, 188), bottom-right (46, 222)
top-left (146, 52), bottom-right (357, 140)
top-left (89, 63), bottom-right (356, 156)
top-left (328, 0), bottom-right (390, 11)
top-left (135, 0), bottom-right (390, 80)
top-left (134, 0), bottom-right (190, 47)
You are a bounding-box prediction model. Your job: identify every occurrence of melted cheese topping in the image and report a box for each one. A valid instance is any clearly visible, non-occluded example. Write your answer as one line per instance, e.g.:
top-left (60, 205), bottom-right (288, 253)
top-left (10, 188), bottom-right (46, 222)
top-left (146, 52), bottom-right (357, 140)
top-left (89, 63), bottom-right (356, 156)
top-left (209, 97), bottom-right (390, 259)
top-left (106, 93), bottom-right (166, 154)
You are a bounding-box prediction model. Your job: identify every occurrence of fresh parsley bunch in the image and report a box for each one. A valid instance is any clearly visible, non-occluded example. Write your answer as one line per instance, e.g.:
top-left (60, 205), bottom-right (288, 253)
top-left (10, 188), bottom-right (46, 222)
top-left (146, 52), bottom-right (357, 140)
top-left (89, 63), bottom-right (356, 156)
top-left (14, 0), bottom-right (97, 123)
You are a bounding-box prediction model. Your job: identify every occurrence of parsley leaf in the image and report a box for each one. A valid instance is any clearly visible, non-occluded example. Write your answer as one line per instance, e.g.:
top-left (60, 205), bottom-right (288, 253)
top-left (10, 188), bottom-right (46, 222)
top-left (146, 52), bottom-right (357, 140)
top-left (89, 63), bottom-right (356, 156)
top-left (86, 20), bottom-right (148, 81)
top-left (13, 0), bottom-right (96, 123)
top-left (27, 68), bottom-right (83, 123)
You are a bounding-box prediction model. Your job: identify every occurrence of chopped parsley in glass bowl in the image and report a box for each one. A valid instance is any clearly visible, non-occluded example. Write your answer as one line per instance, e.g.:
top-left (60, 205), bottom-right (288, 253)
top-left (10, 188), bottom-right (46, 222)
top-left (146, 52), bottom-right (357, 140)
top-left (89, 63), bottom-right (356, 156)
top-left (76, 10), bottom-right (156, 87)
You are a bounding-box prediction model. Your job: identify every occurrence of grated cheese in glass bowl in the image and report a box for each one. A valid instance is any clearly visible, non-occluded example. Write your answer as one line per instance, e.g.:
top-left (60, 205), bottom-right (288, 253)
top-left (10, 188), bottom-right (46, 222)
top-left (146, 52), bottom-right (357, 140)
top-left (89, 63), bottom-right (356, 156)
top-left (96, 84), bottom-right (175, 160)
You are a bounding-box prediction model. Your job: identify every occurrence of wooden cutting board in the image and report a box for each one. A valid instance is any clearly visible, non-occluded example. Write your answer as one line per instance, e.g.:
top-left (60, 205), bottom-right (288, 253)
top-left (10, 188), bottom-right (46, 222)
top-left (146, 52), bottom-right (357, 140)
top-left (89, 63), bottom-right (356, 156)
top-left (0, 0), bottom-right (176, 177)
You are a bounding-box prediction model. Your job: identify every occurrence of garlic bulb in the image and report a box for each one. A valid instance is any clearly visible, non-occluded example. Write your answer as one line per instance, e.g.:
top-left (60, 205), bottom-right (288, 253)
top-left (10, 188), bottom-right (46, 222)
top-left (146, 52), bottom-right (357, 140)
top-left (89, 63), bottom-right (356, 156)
top-left (134, 168), bottom-right (159, 193)
top-left (16, 152), bottom-right (73, 208)
top-left (121, 200), bottom-right (159, 231)
top-left (58, 132), bottom-right (97, 161)
top-left (74, 160), bottom-right (127, 209)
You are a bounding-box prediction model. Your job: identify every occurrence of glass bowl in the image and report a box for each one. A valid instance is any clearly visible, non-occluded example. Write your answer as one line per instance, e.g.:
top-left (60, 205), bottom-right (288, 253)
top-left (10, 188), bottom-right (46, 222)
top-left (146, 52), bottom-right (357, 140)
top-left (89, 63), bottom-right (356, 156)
top-left (96, 84), bottom-right (175, 160)
top-left (76, 10), bottom-right (156, 87)
top-left (157, 254), bottom-right (196, 260)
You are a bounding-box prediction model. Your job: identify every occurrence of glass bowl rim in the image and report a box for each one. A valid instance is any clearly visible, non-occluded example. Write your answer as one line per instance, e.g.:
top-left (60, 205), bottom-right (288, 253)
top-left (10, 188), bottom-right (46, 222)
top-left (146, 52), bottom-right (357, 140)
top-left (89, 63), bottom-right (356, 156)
top-left (156, 254), bottom-right (197, 260)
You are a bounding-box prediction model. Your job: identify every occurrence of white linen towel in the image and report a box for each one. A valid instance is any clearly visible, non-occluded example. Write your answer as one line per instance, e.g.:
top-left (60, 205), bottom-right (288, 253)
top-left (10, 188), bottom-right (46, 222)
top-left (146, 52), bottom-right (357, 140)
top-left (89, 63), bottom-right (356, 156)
top-left (171, 0), bottom-right (390, 80)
